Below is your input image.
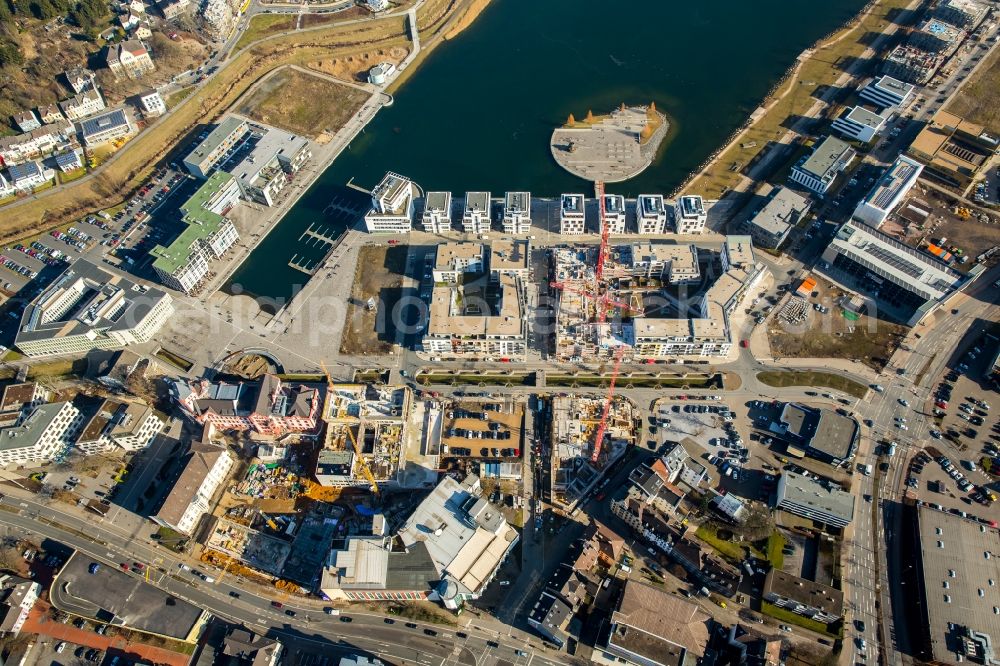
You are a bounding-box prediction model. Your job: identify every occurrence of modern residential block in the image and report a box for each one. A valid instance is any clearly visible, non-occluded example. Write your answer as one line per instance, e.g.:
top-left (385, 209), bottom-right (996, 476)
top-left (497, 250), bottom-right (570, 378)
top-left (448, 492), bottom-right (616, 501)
top-left (748, 186), bottom-right (811, 249)
top-left (0, 402), bottom-right (83, 465)
top-left (502, 191), bottom-right (531, 234)
top-left (789, 135), bottom-right (856, 195)
top-left (183, 116), bottom-right (249, 178)
top-left (831, 106), bottom-right (890, 143)
top-left (462, 191), bottom-right (491, 234)
top-left (636, 194), bottom-right (667, 235)
top-left (602, 194), bottom-right (626, 234)
top-left (673, 195), bottom-right (707, 234)
top-left (421, 191), bottom-right (452, 233)
top-left (560, 194), bottom-right (586, 234)
top-left (364, 172), bottom-right (416, 233)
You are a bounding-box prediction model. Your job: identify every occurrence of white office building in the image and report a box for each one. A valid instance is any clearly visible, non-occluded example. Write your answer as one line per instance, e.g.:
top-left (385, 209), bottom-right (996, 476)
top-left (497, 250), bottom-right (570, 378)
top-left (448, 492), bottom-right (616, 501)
top-left (462, 191), bottom-right (491, 234)
top-left (831, 106), bottom-right (890, 143)
top-left (560, 194), bottom-right (586, 234)
top-left (502, 191), bottom-right (531, 234)
top-left (673, 195), bottom-right (707, 234)
top-left (859, 75), bottom-right (916, 109)
top-left (0, 402), bottom-right (83, 465)
top-left (789, 136), bottom-right (856, 195)
top-left (636, 194), bottom-right (667, 235)
top-left (364, 172), bottom-right (416, 233)
top-left (775, 472), bottom-right (855, 528)
top-left (422, 192), bottom-right (452, 233)
top-left (852, 155), bottom-right (923, 227)
top-left (603, 194), bottom-right (626, 234)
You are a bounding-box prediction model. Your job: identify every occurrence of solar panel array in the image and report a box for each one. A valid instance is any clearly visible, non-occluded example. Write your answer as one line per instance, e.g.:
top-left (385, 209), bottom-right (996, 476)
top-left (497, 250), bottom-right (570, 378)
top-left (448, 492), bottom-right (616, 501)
top-left (865, 243), bottom-right (924, 279)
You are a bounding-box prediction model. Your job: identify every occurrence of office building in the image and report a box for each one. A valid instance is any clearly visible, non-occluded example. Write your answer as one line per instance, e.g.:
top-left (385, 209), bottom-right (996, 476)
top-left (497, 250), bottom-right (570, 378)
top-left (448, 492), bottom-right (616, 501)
top-left (831, 106), bottom-right (890, 143)
top-left (364, 171), bottom-right (416, 233)
top-left (79, 108), bottom-right (135, 147)
top-left (151, 172), bottom-right (241, 294)
top-left (763, 570), bottom-right (844, 624)
top-left (422, 191), bottom-right (452, 233)
top-left (853, 155), bottom-right (923, 227)
top-left (153, 441), bottom-right (234, 534)
top-left (775, 472), bottom-right (855, 528)
top-left (462, 191), bottom-right (491, 234)
top-left (560, 194), bottom-right (586, 234)
top-left (502, 191), bottom-right (531, 234)
top-left (636, 194), bottom-right (667, 235)
top-left (432, 242), bottom-right (484, 283)
top-left (15, 259), bottom-right (173, 358)
top-left (673, 195), bottom-right (707, 234)
top-left (859, 75), bottom-right (915, 109)
top-left (0, 402), bottom-right (83, 466)
top-left (789, 136), bottom-right (856, 195)
top-left (321, 475), bottom-right (518, 608)
top-left (776, 402), bottom-right (859, 466)
top-left (747, 186), bottom-right (811, 249)
top-left (820, 218), bottom-right (968, 326)
top-left (229, 127), bottom-right (312, 206)
top-left (603, 194), bottom-right (626, 234)
top-left (933, 0), bottom-right (988, 29)
top-left (883, 44), bottom-right (941, 85)
top-left (909, 504), bottom-right (1000, 666)
top-left (907, 110), bottom-right (999, 190)
top-left (183, 116), bottom-right (249, 178)
top-left (105, 39), bottom-right (155, 80)
top-left (593, 580), bottom-right (712, 666)
top-left (60, 89), bottom-right (106, 121)
top-left (138, 89), bottom-right (166, 116)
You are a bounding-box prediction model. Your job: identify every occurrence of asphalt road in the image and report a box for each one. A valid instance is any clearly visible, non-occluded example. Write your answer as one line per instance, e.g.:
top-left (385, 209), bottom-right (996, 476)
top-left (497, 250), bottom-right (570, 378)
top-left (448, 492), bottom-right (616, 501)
top-left (0, 495), bottom-right (580, 666)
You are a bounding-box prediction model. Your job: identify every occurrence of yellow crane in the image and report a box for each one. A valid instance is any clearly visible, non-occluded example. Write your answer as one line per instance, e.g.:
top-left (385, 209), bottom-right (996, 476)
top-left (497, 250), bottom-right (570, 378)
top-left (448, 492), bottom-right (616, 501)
top-left (320, 361), bottom-right (381, 499)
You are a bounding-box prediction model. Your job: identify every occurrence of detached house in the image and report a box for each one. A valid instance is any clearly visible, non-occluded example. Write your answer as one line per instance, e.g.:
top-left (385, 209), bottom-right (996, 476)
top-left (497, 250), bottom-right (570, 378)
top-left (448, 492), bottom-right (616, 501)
top-left (106, 40), bottom-right (155, 80)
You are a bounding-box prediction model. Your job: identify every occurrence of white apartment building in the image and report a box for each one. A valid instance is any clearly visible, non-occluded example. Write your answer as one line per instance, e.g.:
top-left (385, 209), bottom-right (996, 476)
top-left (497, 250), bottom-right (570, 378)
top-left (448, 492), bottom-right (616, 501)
top-left (673, 195), bottom-right (707, 234)
top-left (6, 162), bottom-right (51, 192)
top-left (852, 155), bottom-right (923, 227)
top-left (432, 242), bottom-right (484, 283)
top-left (422, 191), bottom-right (452, 233)
top-left (560, 194), bottom-right (586, 234)
top-left (0, 383), bottom-right (51, 418)
top-left (422, 274), bottom-right (526, 360)
top-left (229, 127), bottom-right (312, 206)
top-left (636, 194), bottom-right (667, 235)
top-left (0, 575), bottom-right (40, 635)
top-left (603, 194), bottom-right (626, 234)
top-left (153, 442), bottom-right (234, 535)
top-left (789, 136), bottom-right (856, 195)
top-left (15, 259), bottom-right (173, 358)
top-left (462, 191), bottom-right (491, 234)
top-left (831, 106), bottom-right (889, 143)
top-left (75, 399), bottom-right (163, 455)
top-left (502, 191), bottom-right (531, 234)
top-left (364, 172), bottom-right (416, 233)
top-left (138, 89), bottom-right (166, 116)
top-left (0, 402), bottom-right (83, 465)
top-left (0, 121), bottom-right (76, 165)
top-left (183, 116), bottom-right (248, 178)
top-left (626, 243), bottom-right (700, 284)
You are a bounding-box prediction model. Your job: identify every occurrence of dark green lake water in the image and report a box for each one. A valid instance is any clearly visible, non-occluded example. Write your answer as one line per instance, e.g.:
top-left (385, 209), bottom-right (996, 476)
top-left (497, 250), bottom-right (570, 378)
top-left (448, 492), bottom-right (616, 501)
top-left (227, 0), bottom-right (868, 302)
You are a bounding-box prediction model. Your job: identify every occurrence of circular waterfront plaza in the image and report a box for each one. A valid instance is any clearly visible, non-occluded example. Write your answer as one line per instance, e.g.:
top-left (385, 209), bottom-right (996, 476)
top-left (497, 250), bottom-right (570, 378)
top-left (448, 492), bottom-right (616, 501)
top-left (550, 105), bottom-right (668, 182)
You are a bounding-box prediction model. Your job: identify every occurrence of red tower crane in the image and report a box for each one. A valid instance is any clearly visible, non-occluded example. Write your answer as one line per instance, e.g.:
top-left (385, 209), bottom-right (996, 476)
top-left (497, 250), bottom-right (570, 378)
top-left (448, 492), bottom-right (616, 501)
top-left (591, 345), bottom-right (625, 463)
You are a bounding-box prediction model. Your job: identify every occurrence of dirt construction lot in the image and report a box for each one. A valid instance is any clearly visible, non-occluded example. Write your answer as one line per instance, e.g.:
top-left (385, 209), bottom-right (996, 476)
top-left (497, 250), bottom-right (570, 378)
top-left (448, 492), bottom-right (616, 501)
top-left (340, 244), bottom-right (406, 356)
top-left (767, 275), bottom-right (906, 370)
top-left (238, 68), bottom-right (370, 141)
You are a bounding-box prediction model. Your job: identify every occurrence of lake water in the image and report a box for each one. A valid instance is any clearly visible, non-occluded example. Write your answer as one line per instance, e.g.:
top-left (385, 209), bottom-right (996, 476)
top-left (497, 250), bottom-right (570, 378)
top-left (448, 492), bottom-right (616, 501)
top-left (227, 0), bottom-right (868, 301)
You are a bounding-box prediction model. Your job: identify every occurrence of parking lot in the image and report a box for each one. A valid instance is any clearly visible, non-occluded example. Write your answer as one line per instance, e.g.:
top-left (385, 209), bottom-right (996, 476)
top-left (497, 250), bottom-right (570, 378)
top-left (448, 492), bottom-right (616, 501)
top-left (905, 446), bottom-right (997, 527)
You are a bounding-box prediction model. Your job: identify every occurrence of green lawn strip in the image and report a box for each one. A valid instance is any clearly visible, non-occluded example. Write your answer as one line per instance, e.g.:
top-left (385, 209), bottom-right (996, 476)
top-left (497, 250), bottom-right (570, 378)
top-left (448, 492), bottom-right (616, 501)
top-left (761, 601), bottom-right (836, 636)
top-left (756, 371), bottom-right (868, 399)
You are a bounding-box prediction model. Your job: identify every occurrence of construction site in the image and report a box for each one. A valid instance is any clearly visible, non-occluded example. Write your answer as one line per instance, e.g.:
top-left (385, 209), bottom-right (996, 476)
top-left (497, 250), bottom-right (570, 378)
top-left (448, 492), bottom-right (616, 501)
top-left (316, 383), bottom-right (412, 488)
top-left (550, 394), bottom-right (637, 510)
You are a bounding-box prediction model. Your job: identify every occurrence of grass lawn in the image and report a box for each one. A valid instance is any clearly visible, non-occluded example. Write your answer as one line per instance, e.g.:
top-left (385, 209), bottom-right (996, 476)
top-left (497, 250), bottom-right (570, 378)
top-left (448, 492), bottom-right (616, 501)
top-left (234, 14), bottom-right (297, 53)
top-left (155, 348), bottom-right (194, 372)
top-left (166, 87), bottom-right (196, 109)
top-left (767, 531), bottom-right (787, 569)
top-left (761, 601), bottom-right (837, 637)
top-left (238, 68), bottom-right (369, 140)
top-left (25, 358), bottom-right (87, 380)
top-left (757, 371), bottom-right (869, 398)
top-left (695, 524), bottom-right (747, 562)
top-left (947, 39), bottom-right (1000, 128)
top-left (547, 374), bottom-right (718, 389)
top-left (57, 168), bottom-right (87, 184)
top-left (687, 0), bottom-right (914, 198)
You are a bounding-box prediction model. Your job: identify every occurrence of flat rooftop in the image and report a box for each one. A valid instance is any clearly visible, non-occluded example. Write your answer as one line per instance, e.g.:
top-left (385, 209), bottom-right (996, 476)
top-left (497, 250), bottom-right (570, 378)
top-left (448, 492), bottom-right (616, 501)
top-left (678, 195), bottom-right (705, 219)
top-left (858, 155), bottom-right (923, 214)
top-left (490, 240), bottom-right (529, 273)
top-left (152, 173), bottom-right (235, 275)
top-left (464, 191), bottom-right (490, 213)
top-left (561, 194), bottom-right (584, 215)
top-left (504, 191), bottom-right (530, 212)
top-left (800, 136), bottom-right (854, 178)
top-left (228, 126), bottom-right (309, 183)
top-left (638, 194), bottom-right (665, 216)
top-left (372, 172), bottom-right (412, 207)
top-left (16, 259), bottom-right (170, 346)
top-left (917, 504), bottom-right (1000, 664)
top-left (751, 187), bottom-right (811, 236)
top-left (604, 194), bottom-right (625, 214)
top-left (764, 569), bottom-right (844, 617)
top-left (434, 242), bottom-right (483, 270)
top-left (426, 274), bottom-right (523, 339)
top-left (842, 106), bottom-right (887, 128)
top-left (778, 472), bottom-right (856, 524)
top-left (185, 117), bottom-right (247, 167)
top-left (916, 17), bottom-right (964, 44)
top-left (869, 75), bottom-right (914, 98)
top-left (424, 191), bottom-right (451, 213)
top-left (55, 552), bottom-right (203, 640)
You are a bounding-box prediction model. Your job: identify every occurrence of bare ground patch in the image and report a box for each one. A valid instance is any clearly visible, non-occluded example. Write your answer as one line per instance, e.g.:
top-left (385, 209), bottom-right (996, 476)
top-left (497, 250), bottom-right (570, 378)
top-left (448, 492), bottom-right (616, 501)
top-left (339, 245), bottom-right (407, 355)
